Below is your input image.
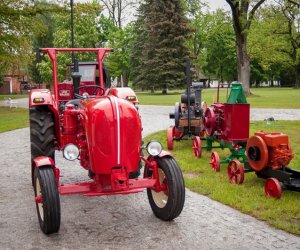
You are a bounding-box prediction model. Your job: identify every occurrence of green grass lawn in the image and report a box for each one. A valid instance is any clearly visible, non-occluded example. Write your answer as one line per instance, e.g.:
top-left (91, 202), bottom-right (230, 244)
top-left (136, 87), bottom-right (300, 108)
top-left (144, 120), bottom-right (300, 235)
top-left (0, 94), bottom-right (28, 100)
top-left (0, 107), bottom-right (29, 133)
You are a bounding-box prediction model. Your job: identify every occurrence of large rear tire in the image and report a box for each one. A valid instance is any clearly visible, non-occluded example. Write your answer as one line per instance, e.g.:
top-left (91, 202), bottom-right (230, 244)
top-left (146, 157), bottom-right (185, 221)
top-left (34, 167), bottom-right (60, 234)
top-left (30, 107), bottom-right (55, 185)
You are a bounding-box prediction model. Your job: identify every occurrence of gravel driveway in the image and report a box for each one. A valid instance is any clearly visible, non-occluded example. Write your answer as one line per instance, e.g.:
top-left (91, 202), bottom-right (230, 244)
top-left (0, 99), bottom-right (299, 249)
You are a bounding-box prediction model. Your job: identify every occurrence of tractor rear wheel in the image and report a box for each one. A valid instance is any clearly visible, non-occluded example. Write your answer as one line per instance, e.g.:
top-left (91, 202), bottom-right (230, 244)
top-left (146, 157), bottom-right (185, 221)
top-left (30, 107), bottom-right (55, 185)
top-left (34, 167), bottom-right (60, 234)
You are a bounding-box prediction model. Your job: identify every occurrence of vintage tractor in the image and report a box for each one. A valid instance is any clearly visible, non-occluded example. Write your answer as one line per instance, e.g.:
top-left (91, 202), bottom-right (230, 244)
top-left (193, 83), bottom-right (250, 171)
top-left (30, 48), bottom-right (185, 234)
top-left (168, 60), bottom-right (206, 151)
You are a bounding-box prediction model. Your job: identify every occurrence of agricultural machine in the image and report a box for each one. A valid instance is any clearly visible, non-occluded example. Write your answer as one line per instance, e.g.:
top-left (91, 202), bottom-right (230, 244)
top-left (193, 83), bottom-right (250, 170)
top-left (168, 60), bottom-right (206, 151)
top-left (29, 48), bottom-right (185, 234)
top-left (242, 131), bottom-right (299, 198)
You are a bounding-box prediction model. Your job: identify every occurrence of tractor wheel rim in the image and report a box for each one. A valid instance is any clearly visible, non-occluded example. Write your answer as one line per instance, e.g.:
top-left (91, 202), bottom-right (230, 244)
top-left (265, 179), bottom-right (281, 198)
top-left (35, 178), bottom-right (44, 221)
top-left (151, 168), bottom-right (168, 208)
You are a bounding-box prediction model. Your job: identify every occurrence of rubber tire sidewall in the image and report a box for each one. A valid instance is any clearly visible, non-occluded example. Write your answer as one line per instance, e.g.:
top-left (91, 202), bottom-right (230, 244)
top-left (34, 166), bottom-right (61, 234)
top-left (146, 156), bottom-right (185, 221)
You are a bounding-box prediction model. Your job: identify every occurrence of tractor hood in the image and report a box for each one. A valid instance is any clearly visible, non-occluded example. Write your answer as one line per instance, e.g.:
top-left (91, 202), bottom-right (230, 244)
top-left (80, 96), bottom-right (142, 175)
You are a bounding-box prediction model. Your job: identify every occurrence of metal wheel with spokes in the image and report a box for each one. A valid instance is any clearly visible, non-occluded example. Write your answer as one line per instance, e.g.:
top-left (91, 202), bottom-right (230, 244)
top-left (264, 178), bottom-right (282, 199)
top-left (34, 166), bottom-right (60, 234)
top-left (146, 156), bottom-right (185, 221)
top-left (167, 126), bottom-right (174, 150)
top-left (192, 136), bottom-right (202, 158)
top-left (227, 160), bottom-right (244, 184)
top-left (210, 151), bottom-right (220, 172)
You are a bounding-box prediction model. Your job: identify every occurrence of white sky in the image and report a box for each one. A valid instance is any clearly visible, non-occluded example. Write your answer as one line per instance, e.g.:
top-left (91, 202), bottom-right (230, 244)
top-left (206, 0), bottom-right (230, 11)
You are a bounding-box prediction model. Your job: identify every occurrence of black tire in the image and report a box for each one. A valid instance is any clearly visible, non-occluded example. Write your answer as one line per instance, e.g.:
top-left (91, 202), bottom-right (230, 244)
top-left (30, 106), bottom-right (55, 185)
top-left (146, 156), bottom-right (185, 221)
top-left (34, 167), bottom-right (61, 234)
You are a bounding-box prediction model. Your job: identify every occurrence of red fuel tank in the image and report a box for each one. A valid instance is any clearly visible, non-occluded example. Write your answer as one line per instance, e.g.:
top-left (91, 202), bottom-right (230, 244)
top-left (80, 96), bottom-right (142, 175)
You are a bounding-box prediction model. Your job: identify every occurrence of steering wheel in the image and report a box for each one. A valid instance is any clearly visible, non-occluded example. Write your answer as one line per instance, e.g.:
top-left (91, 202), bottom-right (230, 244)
top-left (74, 85), bottom-right (105, 99)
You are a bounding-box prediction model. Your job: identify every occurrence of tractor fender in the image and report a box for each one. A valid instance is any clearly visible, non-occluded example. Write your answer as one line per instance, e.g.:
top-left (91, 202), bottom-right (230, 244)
top-left (107, 87), bottom-right (139, 104)
top-left (33, 156), bottom-right (55, 168)
top-left (29, 89), bottom-right (56, 107)
top-left (158, 150), bottom-right (172, 158)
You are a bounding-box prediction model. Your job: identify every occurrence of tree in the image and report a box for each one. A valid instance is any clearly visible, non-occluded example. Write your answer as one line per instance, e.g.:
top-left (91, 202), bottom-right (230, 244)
top-left (225, 0), bottom-right (267, 95)
top-left (106, 24), bottom-right (136, 86)
top-left (201, 10), bottom-right (237, 83)
top-left (0, 0), bottom-right (63, 85)
top-left (276, 0), bottom-right (300, 88)
top-left (132, 0), bottom-right (191, 93)
top-left (38, 2), bottom-right (106, 83)
top-left (99, 0), bottom-right (138, 27)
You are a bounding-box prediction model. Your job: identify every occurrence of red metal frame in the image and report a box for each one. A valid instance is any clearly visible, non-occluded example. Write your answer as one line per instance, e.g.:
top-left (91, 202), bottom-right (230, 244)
top-left (40, 48), bottom-right (112, 110)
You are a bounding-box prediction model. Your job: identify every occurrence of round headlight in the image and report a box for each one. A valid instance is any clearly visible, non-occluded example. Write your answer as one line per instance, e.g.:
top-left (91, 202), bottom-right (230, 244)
top-left (147, 141), bottom-right (162, 156)
top-left (63, 144), bottom-right (79, 161)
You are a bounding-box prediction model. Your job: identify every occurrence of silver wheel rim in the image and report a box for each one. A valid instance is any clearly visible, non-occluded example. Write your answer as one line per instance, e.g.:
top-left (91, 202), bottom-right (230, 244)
top-left (36, 178), bottom-right (44, 221)
top-left (151, 168), bottom-right (168, 208)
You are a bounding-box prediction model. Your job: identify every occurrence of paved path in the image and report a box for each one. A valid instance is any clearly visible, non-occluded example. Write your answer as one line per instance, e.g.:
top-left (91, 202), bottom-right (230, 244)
top-left (0, 99), bottom-right (299, 249)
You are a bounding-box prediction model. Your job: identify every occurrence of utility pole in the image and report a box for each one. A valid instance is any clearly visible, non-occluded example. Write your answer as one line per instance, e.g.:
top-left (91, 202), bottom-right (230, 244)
top-left (70, 0), bottom-right (75, 64)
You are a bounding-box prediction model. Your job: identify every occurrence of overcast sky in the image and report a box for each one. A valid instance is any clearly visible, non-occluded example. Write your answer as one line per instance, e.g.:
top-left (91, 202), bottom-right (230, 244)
top-left (207, 0), bottom-right (230, 11)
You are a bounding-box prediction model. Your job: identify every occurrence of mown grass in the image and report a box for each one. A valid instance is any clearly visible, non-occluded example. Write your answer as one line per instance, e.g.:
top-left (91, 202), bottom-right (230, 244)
top-left (0, 107), bottom-right (29, 133)
top-left (136, 87), bottom-right (300, 108)
top-left (0, 94), bottom-right (28, 100)
top-left (144, 120), bottom-right (300, 235)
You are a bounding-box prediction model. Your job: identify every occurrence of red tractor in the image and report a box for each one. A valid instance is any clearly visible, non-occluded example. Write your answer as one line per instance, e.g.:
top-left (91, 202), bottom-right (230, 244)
top-left (29, 48), bottom-right (185, 234)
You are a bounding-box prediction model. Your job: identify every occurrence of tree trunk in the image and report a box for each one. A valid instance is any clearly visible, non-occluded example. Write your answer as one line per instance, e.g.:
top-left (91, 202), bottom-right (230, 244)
top-left (236, 34), bottom-right (250, 96)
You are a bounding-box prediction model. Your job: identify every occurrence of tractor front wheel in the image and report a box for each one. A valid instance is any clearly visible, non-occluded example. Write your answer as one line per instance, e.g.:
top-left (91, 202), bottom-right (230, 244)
top-left (192, 136), bottom-right (202, 158)
top-left (210, 151), bottom-right (220, 172)
top-left (146, 157), bottom-right (185, 221)
top-left (34, 166), bottom-right (60, 234)
top-left (227, 160), bottom-right (244, 184)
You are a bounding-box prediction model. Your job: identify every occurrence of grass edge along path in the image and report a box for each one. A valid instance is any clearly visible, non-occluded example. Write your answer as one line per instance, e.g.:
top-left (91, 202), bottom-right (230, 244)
top-left (0, 107), bottom-right (29, 133)
top-left (144, 120), bottom-right (300, 235)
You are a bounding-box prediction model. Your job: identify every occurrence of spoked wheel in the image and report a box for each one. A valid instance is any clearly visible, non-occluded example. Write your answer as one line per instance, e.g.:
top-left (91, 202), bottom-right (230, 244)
top-left (227, 160), bottom-right (244, 184)
top-left (167, 126), bottom-right (174, 150)
top-left (34, 167), bottom-right (60, 234)
top-left (30, 107), bottom-right (55, 186)
top-left (192, 136), bottom-right (202, 158)
top-left (146, 156), bottom-right (185, 221)
top-left (264, 178), bottom-right (282, 199)
top-left (210, 151), bottom-right (220, 172)
top-left (174, 127), bottom-right (183, 139)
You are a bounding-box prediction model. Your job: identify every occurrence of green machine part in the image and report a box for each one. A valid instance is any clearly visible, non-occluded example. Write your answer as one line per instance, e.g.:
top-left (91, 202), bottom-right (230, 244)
top-left (226, 82), bottom-right (247, 104)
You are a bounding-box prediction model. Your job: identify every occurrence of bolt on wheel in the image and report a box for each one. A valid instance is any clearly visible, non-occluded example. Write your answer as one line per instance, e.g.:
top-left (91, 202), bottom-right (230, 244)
top-left (210, 151), bottom-right (220, 172)
top-left (227, 160), bottom-right (244, 184)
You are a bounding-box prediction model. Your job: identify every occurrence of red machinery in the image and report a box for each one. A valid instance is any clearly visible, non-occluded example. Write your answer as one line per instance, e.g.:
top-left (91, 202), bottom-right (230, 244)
top-left (30, 48), bottom-right (185, 234)
top-left (194, 83), bottom-right (250, 171)
top-left (243, 131), bottom-right (299, 198)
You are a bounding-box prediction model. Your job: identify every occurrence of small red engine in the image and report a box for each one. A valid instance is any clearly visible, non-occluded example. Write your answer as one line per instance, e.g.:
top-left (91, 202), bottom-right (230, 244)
top-left (246, 131), bottom-right (294, 171)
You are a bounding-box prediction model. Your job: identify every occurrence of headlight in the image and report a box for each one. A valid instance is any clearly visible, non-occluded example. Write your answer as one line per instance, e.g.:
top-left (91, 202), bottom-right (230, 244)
top-left (63, 144), bottom-right (79, 161)
top-left (147, 141), bottom-right (162, 156)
